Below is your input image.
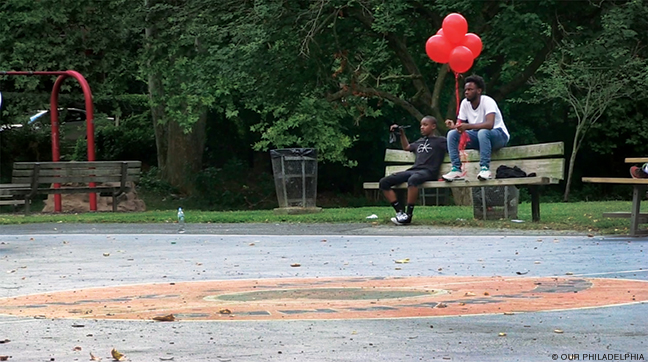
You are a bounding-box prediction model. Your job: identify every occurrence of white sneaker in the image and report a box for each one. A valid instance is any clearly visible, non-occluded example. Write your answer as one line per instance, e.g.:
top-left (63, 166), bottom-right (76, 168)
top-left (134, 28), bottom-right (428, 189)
top-left (390, 211), bottom-right (412, 225)
top-left (442, 167), bottom-right (466, 182)
top-left (477, 167), bottom-right (492, 180)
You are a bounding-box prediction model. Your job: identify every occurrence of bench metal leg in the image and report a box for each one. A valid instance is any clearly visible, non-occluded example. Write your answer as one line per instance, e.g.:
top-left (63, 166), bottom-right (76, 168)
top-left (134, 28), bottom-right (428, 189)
top-left (630, 185), bottom-right (646, 237)
top-left (529, 186), bottom-right (540, 222)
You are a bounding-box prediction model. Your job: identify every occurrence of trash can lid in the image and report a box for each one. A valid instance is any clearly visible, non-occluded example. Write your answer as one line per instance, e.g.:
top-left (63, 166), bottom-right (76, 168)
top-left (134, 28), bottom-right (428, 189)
top-left (270, 148), bottom-right (317, 159)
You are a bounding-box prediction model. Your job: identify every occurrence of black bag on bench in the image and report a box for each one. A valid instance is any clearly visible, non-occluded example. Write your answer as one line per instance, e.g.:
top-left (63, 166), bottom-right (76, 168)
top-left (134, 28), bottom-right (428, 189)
top-left (496, 165), bottom-right (536, 179)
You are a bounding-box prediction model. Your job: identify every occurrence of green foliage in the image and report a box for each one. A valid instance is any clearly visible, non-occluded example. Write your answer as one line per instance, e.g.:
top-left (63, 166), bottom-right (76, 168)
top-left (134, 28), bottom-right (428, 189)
top-left (71, 113), bottom-right (157, 165)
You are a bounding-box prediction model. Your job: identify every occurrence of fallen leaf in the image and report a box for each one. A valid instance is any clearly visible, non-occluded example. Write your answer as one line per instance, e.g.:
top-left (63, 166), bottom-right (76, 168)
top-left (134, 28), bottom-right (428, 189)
top-left (159, 357), bottom-right (174, 361)
top-left (483, 292), bottom-right (490, 296)
top-left (73, 346), bottom-right (82, 351)
top-left (498, 332), bottom-right (507, 337)
top-left (565, 272), bottom-right (574, 275)
top-left (249, 243), bottom-right (255, 246)
top-left (90, 352), bottom-right (102, 361)
top-left (103, 253), bottom-right (110, 257)
top-left (321, 239), bottom-right (327, 242)
top-left (464, 292), bottom-right (476, 296)
top-left (111, 348), bottom-right (125, 361)
top-left (0, 356), bottom-right (10, 361)
top-left (290, 263), bottom-right (301, 267)
top-left (219, 309), bottom-right (231, 314)
top-left (152, 314), bottom-right (176, 322)
top-left (394, 267), bottom-right (401, 270)
top-left (503, 312), bottom-right (514, 315)
top-left (394, 258), bottom-right (410, 264)
top-left (437, 303), bottom-right (447, 308)
top-left (71, 323), bottom-right (85, 328)
top-left (554, 329), bottom-right (564, 334)
top-left (587, 234), bottom-right (594, 237)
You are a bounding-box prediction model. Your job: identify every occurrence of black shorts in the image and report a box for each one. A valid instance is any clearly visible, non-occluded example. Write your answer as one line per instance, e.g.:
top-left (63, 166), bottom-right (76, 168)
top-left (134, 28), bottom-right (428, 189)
top-left (378, 169), bottom-right (436, 190)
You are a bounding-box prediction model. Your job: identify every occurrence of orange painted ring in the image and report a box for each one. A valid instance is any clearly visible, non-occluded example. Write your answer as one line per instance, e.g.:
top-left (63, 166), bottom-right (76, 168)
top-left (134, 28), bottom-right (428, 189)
top-left (1, 276), bottom-right (646, 321)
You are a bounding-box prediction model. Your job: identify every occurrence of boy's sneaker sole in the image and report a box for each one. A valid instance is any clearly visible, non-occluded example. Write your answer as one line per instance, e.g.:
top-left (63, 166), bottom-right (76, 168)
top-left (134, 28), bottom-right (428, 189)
top-left (441, 175), bottom-right (465, 182)
top-left (390, 217), bottom-right (412, 226)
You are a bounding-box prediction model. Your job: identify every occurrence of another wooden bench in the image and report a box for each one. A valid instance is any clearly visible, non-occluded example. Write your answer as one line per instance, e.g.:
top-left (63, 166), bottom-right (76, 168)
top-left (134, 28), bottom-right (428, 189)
top-left (0, 161), bottom-right (141, 214)
top-left (363, 142), bottom-right (565, 221)
top-left (582, 157), bottom-right (648, 236)
top-left (0, 184), bottom-right (29, 210)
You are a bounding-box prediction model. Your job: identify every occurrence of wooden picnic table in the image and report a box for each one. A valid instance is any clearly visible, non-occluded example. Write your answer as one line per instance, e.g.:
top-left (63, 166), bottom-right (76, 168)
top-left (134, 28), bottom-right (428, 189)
top-left (582, 157), bottom-right (648, 236)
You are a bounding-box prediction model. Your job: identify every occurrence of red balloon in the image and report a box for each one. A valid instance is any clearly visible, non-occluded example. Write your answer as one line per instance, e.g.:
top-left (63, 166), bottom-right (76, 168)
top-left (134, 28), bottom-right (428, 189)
top-left (442, 13), bottom-right (468, 45)
top-left (449, 46), bottom-right (474, 73)
top-left (462, 33), bottom-right (482, 59)
top-left (425, 35), bottom-right (453, 64)
top-left (436, 28), bottom-right (444, 36)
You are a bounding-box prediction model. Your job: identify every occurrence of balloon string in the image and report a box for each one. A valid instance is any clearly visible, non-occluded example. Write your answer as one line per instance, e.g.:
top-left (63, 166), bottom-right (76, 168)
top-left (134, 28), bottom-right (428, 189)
top-left (455, 72), bottom-right (468, 171)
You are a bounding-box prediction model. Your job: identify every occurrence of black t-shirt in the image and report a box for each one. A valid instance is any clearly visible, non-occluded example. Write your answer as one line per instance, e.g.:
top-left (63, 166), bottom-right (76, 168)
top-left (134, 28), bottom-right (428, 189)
top-left (407, 136), bottom-right (447, 177)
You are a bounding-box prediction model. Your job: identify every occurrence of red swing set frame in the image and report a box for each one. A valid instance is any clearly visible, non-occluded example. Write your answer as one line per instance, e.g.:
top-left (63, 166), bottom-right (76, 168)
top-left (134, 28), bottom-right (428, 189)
top-left (1, 70), bottom-right (97, 212)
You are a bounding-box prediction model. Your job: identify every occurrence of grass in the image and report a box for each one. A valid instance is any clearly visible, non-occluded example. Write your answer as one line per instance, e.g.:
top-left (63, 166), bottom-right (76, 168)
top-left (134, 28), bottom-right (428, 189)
top-left (0, 200), bottom-right (645, 235)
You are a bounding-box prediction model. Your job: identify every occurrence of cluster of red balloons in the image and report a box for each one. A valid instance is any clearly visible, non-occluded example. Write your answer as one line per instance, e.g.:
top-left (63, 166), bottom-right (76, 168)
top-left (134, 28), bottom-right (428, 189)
top-left (425, 13), bottom-right (482, 74)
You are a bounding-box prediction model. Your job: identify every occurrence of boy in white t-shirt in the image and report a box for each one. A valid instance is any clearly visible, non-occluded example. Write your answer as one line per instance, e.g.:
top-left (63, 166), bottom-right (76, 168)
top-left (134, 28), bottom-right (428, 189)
top-left (442, 75), bottom-right (510, 181)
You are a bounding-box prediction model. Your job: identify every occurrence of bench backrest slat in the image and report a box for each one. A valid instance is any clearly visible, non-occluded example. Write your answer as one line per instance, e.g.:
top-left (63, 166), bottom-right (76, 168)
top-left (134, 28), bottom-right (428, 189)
top-left (12, 161), bottom-right (141, 169)
top-left (385, 158), bottom-right (565, 180)
top-left (16, 176), bottom-right (131, 184)
top-left (385, 142), bottom-right (564, 164)
top-left (12, 168), bottom-right (141, 177)
top-left (11, 161), bottom-right (141, 184)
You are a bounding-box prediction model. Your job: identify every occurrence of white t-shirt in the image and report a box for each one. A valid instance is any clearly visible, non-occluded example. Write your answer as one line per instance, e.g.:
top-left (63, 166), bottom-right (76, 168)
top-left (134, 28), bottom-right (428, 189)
top-left (458, 95), bottom-right (509, 138)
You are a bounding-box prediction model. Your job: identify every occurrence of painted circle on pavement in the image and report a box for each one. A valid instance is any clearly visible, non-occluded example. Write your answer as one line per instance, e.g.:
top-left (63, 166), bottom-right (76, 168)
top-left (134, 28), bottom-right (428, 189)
top-left (0, 276), bottom-right (645, 321)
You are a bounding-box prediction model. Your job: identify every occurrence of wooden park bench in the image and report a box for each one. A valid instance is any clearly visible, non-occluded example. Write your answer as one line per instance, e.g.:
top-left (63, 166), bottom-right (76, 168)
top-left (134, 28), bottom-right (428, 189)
top-left (582, 157), bottom-right (648, 236)
top-left (363, 142), bottom-right (565, 221)
top-left (0, 161), bottom-right (141, 214)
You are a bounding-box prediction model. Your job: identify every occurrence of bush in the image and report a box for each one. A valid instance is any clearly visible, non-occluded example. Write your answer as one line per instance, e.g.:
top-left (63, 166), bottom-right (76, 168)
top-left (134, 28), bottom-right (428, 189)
top-left (192, 159), bottom-right (277, 210)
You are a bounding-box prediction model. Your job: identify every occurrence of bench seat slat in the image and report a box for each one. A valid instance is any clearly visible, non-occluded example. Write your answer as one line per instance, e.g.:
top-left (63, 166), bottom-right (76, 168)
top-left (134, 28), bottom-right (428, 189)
top-left (582, 177), bottom-right (648, 185)
top-left (363, 176), bottom-right (556, 189)
top-left (385, 142), bottom-right (564, 163)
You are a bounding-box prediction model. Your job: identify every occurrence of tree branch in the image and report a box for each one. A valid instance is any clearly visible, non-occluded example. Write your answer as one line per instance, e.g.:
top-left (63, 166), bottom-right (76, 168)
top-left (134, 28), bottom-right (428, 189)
top-left (347, 6), bottom-right (433, 114)
top-left (490, 17), bottom-right (563, 102)
top-left (326, 85), bottom-right (424, 120)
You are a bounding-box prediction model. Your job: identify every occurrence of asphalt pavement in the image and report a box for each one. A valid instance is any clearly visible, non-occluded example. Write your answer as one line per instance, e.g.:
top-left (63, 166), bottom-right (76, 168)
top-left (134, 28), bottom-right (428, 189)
top-left (0, 223), bottom-right (646, 361)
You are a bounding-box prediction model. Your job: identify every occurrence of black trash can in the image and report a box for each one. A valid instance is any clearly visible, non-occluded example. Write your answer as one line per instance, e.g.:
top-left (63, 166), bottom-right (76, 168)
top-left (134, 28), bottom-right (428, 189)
top-left (270, 148), bottom-right (321, 213)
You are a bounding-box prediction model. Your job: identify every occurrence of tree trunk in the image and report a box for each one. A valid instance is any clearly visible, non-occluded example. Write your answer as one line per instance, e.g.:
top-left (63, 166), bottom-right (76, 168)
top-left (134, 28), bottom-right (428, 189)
top-left (165, 111), bottom-right (207, 194)
top-left (563, 138), bottom-right (579, 202)
top-left (144, 0), bottom-right (167, 174)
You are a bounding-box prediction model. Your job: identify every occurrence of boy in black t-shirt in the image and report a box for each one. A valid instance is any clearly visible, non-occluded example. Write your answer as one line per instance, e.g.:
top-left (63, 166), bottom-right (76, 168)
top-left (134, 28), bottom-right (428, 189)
top-left (379, 116), bottom-right (447, 225)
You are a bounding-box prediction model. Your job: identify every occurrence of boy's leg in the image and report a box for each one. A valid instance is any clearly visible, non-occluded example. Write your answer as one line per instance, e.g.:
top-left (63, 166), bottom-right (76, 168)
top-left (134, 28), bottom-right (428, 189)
top-left (476, 129), bottom-right (508, 180)
top-left (379, 171), bottom-right (413, 213)
top-left (392, 170), bottom-right (434, 225)
top-left (476, 128), bottom-right (508, 169)
top-left (442, 130), bottom-right (479, 181)
top-left (446, 130), bottom-right (462, 169)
